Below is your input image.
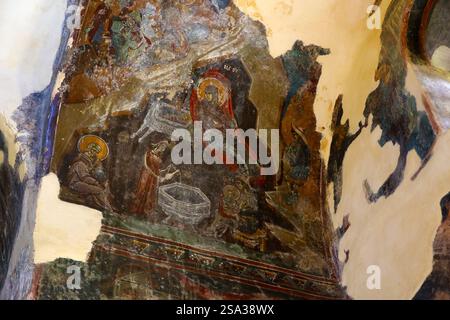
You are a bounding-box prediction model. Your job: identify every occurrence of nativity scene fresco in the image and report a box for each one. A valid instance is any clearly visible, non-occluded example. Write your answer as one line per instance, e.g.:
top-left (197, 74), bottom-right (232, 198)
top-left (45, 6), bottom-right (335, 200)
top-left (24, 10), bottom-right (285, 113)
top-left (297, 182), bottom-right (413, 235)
top-left (0, 0), bottom-right (449, 300)
top-left (41, 0), bottom-right (344, 299)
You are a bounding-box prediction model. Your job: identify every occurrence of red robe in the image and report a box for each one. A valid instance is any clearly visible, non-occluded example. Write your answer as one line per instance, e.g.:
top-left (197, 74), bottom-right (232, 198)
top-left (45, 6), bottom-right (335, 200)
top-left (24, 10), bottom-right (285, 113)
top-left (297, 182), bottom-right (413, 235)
top-left (190, 70), bottom-right (240, 170)
top-left (130, 152), bottom-right (161, 215)
top-left (190, 70), bottom-right (234, 125)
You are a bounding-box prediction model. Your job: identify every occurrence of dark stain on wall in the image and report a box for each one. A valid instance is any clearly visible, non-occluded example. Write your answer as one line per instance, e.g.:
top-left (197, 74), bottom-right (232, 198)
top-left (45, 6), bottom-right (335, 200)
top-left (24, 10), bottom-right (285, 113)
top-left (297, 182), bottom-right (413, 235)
top-left (363, 0), bottom-right (436, 203)
top-left (415, 191), bottom-right (450, 300)
top-left (0, 131), bottom-right (25, 291)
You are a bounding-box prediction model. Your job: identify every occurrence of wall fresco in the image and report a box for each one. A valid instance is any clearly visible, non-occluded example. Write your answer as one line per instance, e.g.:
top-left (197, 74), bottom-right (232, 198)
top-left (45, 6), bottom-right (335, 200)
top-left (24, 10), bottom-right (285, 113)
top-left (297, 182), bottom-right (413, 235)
top-left (0, 0), bottom-right (449, 301)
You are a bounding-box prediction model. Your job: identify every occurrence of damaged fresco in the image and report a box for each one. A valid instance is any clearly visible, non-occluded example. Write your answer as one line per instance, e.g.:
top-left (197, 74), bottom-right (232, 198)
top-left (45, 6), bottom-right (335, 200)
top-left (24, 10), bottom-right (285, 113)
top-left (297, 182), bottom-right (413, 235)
top-left (0, 0), bottom-right (449, 300)
top-left (43, 0), bottom-right (343, 299)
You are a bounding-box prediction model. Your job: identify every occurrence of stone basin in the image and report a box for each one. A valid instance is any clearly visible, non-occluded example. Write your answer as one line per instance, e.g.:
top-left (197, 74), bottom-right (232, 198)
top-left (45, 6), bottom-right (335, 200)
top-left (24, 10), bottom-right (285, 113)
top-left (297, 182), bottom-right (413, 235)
top-left (158, 183), bottom-right (211, 225)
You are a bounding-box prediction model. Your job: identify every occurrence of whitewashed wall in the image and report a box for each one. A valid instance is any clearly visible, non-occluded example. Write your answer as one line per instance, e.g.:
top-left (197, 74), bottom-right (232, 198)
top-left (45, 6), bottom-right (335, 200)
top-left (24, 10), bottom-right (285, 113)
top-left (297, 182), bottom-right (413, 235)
top-left (0, 0), bottom-right (67, 299)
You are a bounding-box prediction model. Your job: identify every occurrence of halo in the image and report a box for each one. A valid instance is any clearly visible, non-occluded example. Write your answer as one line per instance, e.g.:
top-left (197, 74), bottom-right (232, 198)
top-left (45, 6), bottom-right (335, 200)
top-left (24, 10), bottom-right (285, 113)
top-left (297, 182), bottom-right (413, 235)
top-left (197, 77), bottom-right (228, 106)
top-left (78, 135), bottom-right (109, 161)
top-left (223, 185), bottom-right (240, 202)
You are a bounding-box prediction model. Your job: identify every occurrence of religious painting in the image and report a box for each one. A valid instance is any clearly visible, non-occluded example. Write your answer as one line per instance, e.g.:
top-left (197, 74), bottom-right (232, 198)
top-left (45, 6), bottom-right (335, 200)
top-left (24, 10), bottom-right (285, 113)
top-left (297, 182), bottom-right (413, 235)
top-left (0, 0), bottom-right (449, 302)
top-left (43, 0), bottom-right (344, 299)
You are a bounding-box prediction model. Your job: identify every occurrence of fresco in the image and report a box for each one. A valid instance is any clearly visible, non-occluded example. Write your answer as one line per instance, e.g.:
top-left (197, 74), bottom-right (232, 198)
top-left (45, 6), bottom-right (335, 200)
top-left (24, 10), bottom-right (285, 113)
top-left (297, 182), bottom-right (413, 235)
top-left (0, 0), bottom-right (449, 300)
top-left (40, 0), bottom-right (344, 299)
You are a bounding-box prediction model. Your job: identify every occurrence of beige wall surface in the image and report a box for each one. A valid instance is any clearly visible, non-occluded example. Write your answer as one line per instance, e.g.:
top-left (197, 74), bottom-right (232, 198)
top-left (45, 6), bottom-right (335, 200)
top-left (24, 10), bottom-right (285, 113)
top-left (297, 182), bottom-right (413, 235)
top-left (236, 0), bottom-right (447, 300)
top-left (1, 0), bottom-right (446, 300)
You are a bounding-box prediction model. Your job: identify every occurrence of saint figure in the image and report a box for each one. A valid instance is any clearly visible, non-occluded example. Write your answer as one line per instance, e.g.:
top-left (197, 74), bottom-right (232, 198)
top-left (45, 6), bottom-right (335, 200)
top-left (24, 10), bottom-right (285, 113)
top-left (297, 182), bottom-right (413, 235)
top-left (67, 135), bottom-right (114, 211)
top-left (130, 141), bottom-right (179, 216)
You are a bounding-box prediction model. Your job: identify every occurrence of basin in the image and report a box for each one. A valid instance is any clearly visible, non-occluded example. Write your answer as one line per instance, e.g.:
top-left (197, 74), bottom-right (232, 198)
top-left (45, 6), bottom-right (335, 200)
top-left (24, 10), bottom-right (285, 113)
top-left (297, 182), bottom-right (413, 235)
top-left (158, 183), bottom-right (211, 225)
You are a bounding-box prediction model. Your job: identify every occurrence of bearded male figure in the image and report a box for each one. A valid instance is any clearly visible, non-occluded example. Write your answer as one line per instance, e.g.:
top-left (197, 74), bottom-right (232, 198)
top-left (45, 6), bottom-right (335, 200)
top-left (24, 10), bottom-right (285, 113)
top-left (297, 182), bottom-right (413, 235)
top-left (67, 135), bottom-right (115, 211)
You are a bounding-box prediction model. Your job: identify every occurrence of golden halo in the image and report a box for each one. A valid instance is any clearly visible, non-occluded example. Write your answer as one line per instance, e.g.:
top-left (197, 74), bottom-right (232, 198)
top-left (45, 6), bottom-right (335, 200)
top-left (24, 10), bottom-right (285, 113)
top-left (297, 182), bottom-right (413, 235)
top-left (197, 77), bottom-right (228, 106)
top-left (78, 135), bottom-right (109, 161)
top-left (223, 185), bottom-right (241, 202)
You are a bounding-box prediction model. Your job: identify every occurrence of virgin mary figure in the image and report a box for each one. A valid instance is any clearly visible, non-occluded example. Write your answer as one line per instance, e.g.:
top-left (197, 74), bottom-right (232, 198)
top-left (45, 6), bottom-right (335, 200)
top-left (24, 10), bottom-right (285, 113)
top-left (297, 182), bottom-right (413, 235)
top-left (190, 70), bottom-right (237, 133)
